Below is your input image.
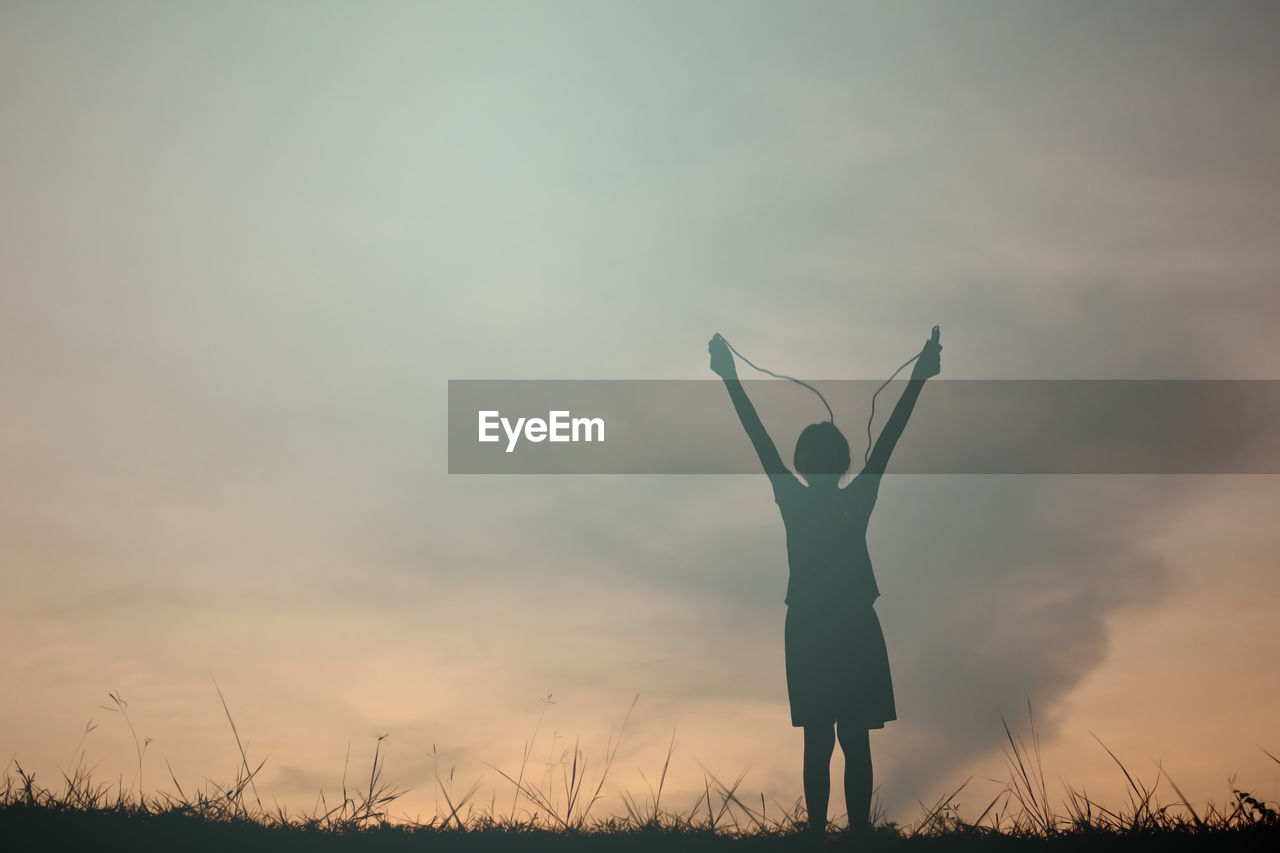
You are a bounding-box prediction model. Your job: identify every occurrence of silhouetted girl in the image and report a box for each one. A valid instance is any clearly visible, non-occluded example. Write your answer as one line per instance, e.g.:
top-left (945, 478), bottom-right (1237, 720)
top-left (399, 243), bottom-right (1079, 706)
top-left (708, 329), bottom-right (941, 835)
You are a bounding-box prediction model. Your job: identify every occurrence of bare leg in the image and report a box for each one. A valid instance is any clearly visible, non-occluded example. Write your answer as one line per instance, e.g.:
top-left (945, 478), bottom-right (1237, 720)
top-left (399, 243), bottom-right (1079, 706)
top-left (802, 725), bottom-right (836, 833)
top-left (837, 723), bottom-right (872, 830)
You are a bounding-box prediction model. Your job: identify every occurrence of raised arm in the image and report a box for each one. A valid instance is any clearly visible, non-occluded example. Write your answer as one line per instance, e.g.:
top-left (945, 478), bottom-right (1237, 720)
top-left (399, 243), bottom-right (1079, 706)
top-left (709, 334), bottom-right (790, 478)
top-left (863, 328), bottom-right (941, 475)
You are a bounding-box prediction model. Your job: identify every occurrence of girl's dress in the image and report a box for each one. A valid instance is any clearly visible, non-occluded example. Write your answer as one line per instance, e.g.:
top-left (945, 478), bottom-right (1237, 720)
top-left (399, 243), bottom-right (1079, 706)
top-left (772, 471), bottom-right (896, 729)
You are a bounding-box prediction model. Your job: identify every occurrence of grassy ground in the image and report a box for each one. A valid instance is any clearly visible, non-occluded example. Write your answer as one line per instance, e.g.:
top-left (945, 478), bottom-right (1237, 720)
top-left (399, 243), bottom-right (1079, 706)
top-left (5, 797), bottom-right (1279, 852)
top-left (3, 696), bottom-right (1278, 851)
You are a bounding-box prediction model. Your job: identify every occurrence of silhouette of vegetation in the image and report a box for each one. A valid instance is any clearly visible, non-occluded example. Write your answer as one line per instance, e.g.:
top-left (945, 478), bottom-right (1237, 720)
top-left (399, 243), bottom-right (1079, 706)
top-left (3, 695), bottom-right (1278, 850)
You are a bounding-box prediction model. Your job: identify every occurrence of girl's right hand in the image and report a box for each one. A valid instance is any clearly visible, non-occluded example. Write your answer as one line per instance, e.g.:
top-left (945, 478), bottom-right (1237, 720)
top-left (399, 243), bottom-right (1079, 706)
top-left (708, 334), bottom-right (737, 379)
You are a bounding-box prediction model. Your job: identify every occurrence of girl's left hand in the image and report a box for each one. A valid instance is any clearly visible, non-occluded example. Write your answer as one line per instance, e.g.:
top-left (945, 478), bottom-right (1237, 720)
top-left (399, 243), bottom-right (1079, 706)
top-left (913, 337), bottom-right (942, 379)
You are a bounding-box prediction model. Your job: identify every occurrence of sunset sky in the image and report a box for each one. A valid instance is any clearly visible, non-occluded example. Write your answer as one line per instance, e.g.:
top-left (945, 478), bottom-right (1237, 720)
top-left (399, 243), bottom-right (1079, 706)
top-left (3, 0), bottom-right (1279, 826)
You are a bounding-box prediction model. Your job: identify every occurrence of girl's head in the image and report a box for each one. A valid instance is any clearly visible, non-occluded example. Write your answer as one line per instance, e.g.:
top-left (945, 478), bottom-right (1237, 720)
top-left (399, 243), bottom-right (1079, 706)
top-left (794, 422), bottom-right (850, 483)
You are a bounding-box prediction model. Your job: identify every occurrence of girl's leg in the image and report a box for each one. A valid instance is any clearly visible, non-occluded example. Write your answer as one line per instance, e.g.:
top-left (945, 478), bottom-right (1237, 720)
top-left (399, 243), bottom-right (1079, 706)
top-left (802, 724), bottom-right (836, 832)
top-left (837, 723), bottom-right (872, 830)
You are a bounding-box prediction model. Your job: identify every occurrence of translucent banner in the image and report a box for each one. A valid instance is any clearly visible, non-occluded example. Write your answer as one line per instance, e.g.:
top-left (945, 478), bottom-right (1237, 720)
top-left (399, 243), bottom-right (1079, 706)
top-left (447, 380), bottom-right (1280, 474)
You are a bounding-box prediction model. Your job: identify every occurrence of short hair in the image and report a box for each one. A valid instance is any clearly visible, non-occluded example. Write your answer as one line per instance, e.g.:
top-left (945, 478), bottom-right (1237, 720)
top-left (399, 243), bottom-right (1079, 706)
top-left (793, 422), bottom-right (851, 480)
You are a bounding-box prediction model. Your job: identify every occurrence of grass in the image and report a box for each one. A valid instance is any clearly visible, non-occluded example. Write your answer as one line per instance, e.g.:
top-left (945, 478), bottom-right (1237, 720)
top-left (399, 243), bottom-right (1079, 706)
top-left (2, 695), bottom-right (1278, 851)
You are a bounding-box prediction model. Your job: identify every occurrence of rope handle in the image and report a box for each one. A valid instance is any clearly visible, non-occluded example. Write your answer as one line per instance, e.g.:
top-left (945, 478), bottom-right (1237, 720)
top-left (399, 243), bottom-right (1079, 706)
top-left (714, 333), bottom-right (835, 424)
top-left (713, 326), bottom-right (939, 466)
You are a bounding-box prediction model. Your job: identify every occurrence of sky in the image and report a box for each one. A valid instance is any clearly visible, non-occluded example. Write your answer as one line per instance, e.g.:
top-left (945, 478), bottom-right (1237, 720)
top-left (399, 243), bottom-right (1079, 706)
top-left (3, 0), bottom-right (1279, 827)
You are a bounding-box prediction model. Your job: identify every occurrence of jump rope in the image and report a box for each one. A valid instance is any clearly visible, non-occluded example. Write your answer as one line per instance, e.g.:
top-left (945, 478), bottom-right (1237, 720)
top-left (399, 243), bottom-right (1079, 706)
top-left (714, 326), bottom-right (939, 465)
